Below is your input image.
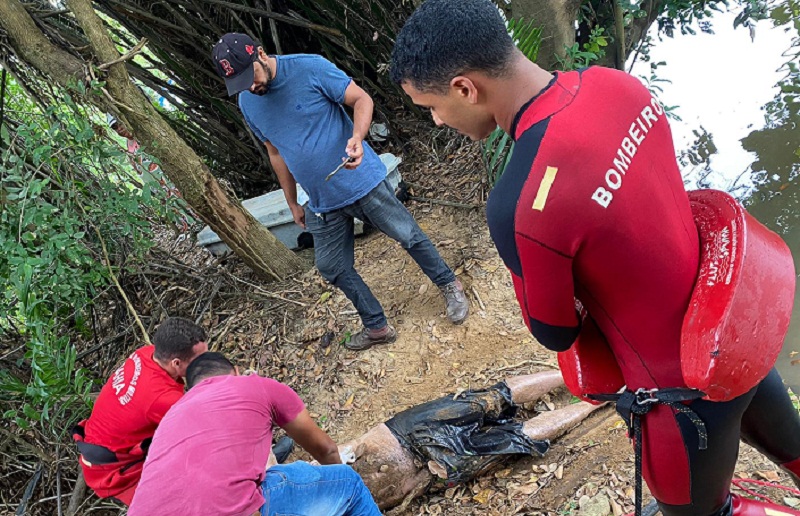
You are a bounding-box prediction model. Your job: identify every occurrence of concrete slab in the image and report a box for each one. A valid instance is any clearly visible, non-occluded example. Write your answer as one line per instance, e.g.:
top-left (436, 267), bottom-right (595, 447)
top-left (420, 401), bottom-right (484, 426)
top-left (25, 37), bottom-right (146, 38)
top-left (198, 153), bottom-right (402, 254)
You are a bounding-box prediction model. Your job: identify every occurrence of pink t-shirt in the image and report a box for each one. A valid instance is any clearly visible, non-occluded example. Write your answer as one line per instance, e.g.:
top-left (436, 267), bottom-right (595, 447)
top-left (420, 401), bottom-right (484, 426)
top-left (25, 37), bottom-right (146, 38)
top-left (128, 374), bottom-right (305, 516)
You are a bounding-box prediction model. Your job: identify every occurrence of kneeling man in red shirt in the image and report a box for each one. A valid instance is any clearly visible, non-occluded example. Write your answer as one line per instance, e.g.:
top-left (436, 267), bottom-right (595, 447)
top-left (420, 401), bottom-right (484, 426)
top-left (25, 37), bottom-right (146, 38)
top-left (73, 317), bottom-right (208, 504)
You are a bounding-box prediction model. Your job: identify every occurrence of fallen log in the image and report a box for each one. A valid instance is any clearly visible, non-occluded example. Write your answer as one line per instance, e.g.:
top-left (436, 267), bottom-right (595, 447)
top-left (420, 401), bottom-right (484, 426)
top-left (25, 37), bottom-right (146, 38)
top-left (338, 370), bottom-right (605, 510)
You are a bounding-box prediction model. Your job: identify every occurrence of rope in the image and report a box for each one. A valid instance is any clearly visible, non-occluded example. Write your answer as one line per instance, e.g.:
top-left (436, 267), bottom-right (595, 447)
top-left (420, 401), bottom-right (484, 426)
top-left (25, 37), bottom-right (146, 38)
top-left (590, 387), bottom-right (800, 515)
top-left (591, 387), bottom-right (707, 516)
top-left (633, 409), bottom-right (644, 515)
top-left (731, 478), bottom-right (800, 505)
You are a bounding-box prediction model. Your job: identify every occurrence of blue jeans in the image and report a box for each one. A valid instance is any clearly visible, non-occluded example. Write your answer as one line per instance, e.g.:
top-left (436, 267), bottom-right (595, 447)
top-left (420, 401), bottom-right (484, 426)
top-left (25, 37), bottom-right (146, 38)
top-left (260, 462), bottom-right (381, 516)
top-left (306, 179), bottom-right (455, 329)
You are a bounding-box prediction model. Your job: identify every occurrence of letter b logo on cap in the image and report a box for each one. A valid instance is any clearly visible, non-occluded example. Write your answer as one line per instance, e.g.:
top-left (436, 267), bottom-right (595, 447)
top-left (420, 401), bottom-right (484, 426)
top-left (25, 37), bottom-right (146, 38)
top-left (219, 59), bottom-right (234, 77)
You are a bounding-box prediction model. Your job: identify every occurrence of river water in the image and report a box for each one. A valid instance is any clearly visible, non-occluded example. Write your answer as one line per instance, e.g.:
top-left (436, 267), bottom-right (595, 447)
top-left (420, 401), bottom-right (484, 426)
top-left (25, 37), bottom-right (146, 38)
top-left (630, 8), bottom-right (800, 394)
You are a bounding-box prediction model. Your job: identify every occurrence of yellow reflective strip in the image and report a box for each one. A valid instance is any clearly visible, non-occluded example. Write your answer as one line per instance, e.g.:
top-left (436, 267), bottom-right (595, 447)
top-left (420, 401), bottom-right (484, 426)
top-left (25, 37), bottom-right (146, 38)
top-left (532, 166), bottom-right (558, 211)
top-left (765, 509), bottom-right (793, 516)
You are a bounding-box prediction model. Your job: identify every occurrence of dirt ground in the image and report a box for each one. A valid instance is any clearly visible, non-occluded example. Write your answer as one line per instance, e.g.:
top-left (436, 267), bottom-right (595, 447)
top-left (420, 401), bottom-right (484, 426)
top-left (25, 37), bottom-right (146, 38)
top-left (69, 143), bottom-right (800, 515)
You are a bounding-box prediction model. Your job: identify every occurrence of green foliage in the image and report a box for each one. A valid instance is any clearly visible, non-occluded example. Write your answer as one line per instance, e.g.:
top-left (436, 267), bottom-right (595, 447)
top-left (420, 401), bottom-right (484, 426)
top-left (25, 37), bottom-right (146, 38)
top-left (0, 81), bottom-right (186, 437)
top-left (481, 18), bottom-right (543, 185)
top-left (733, 0), bottom-right (771, 29)
top-left (571, 0), bottom-right (763, 73)
top-left (654, 0), bottom-right (728, 37)
top-left (559, 501), bottom-right (580, 515)
top-left (483, 129), bottom-right (515, 186)
top-left (637, 60), bottom-right (682, 121)
top-left (1, 97), bottom-right (179, 317)
top-left (510, 17), bottom-right (545, 59)
top-left (1, 264), bottom-right (95, 437)
top-left (556, 26), bottom-right (609, 70)
top-left (772, 0), bottom-right (800, 31)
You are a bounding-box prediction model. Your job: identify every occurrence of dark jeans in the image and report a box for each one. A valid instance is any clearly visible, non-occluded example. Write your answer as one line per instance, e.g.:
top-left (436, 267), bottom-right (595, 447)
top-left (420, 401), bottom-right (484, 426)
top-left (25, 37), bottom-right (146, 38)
top-left (305, 179), bottom-right (455, 329)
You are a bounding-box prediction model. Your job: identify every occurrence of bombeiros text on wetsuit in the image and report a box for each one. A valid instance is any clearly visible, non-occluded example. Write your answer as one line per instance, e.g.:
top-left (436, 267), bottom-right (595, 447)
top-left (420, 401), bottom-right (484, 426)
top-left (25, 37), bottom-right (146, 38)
top-left (592, 96), bottom-right (666, 208)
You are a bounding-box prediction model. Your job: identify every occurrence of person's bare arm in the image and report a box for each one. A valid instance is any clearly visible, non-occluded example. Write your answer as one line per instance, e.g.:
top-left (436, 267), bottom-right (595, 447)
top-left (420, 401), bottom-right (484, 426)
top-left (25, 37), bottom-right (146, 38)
top-left (281, 409), bottom-right (341, 465)
top-left (342, 82), bottom-right (374, 169)
top-left (265, 140), bottom-right (305, 228)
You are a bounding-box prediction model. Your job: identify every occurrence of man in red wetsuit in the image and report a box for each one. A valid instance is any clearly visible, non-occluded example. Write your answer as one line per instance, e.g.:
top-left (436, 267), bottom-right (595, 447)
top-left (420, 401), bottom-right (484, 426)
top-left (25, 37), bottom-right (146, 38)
top-left (73, 317), bottom-right (208, 504)
top-left (390, 1), bottom-right (800, 514)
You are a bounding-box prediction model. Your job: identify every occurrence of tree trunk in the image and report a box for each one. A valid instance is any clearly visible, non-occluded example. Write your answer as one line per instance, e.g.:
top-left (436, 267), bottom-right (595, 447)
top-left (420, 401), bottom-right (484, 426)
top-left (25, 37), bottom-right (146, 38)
top-left (0, 0), bottom-right (85, 86)
top-left (595, 0), bottom-right (665, 70)
top-left (511, 0), bottom-right (582, 70)
top-left (0, 0), bottom-right (306, 281)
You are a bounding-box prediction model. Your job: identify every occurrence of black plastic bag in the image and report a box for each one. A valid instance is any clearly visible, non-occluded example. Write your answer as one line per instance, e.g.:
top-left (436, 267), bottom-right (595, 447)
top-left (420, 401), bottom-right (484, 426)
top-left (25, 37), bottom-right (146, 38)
top-left (385, 382), bottom-right (549, 485)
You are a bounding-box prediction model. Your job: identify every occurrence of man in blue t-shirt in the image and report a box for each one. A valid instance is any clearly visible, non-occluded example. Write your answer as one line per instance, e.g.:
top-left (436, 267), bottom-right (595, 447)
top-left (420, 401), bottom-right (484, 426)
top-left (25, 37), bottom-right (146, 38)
top-left (212, 33), bottom-right (469, 350)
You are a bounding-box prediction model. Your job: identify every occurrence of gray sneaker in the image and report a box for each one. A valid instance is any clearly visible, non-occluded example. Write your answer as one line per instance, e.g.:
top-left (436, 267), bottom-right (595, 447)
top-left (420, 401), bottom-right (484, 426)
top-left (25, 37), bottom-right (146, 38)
top-left (440, 279), bottom-right (469, 324)
top-left (345, 325), bottom-right (397, 351)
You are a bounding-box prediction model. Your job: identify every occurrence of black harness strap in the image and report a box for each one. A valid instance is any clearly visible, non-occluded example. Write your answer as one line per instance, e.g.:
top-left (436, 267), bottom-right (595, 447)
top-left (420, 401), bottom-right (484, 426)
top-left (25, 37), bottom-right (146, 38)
top-left (71, 423), bottom-right (153, 468)
top-left (75, 440), bottom-right (119, 465)
top-left (590, 388), bottom-right (707, 516)
top-left (71, 424), bottom-right (119, 465)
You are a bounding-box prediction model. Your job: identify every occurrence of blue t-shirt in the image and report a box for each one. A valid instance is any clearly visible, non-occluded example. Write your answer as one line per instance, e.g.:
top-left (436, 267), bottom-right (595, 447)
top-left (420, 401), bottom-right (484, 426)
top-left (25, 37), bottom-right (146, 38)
top-left (239, 55), bottom-right (386, 213)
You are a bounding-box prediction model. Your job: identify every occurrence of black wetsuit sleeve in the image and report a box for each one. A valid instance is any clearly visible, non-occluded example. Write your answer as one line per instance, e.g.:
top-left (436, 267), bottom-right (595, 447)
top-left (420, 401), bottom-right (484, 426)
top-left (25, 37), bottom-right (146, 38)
top-left (529, 316), bottom-right (581, 352)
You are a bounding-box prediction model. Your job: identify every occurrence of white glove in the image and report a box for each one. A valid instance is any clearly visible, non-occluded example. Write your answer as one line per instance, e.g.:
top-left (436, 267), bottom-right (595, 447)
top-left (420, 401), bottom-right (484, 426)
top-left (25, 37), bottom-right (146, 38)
top-left (339, 446), bottom-right (356, 465)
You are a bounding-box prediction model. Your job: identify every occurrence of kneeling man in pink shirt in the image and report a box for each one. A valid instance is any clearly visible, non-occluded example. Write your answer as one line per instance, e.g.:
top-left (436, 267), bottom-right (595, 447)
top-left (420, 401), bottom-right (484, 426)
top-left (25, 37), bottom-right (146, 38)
top-left (128, 352), bottom-right (380, 516)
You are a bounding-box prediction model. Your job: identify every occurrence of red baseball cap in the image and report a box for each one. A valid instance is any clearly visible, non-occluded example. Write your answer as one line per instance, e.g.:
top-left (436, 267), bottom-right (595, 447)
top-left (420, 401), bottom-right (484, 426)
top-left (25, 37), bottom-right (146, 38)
top-left (212, 33), bottom-right (260, 96)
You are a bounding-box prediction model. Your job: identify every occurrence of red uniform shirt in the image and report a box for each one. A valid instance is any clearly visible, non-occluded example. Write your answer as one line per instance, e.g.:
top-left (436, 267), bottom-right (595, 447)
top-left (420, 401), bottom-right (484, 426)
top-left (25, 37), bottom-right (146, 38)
top-left (486, 67), bottom-right (699, 390)
top-left (81, 345), bottom-right (183, 502)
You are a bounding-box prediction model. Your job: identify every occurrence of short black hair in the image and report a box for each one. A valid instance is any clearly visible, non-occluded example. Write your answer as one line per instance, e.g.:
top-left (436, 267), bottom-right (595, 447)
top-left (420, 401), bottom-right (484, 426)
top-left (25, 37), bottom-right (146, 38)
top-left (186, 352), bottom-right (235, 389)
top-left (390, 0), bottom-right (517, 93)
top-left (152, 317), bottom-right (206, 362)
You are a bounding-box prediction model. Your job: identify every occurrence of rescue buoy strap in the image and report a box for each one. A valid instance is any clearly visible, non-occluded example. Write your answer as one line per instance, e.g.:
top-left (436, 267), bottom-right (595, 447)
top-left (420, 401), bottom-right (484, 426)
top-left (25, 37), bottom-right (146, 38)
top-left (588, 387), bottom-right (708, 516)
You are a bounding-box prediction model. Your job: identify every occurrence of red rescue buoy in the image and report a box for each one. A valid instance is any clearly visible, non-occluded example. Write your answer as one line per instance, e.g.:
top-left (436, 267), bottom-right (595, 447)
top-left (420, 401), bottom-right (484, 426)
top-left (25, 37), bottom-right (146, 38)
top-left (558, 190), bottom-right (795, 403)
top-left (682, 190), bottom-right (795, 401)
top-left (558, 317), bottom-right (624, 405)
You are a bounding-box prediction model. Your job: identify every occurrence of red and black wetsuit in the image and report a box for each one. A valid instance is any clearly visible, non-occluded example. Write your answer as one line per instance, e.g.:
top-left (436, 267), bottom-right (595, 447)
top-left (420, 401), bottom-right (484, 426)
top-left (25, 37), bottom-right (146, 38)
top-left (486, 67), bottom-right (800, 515)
